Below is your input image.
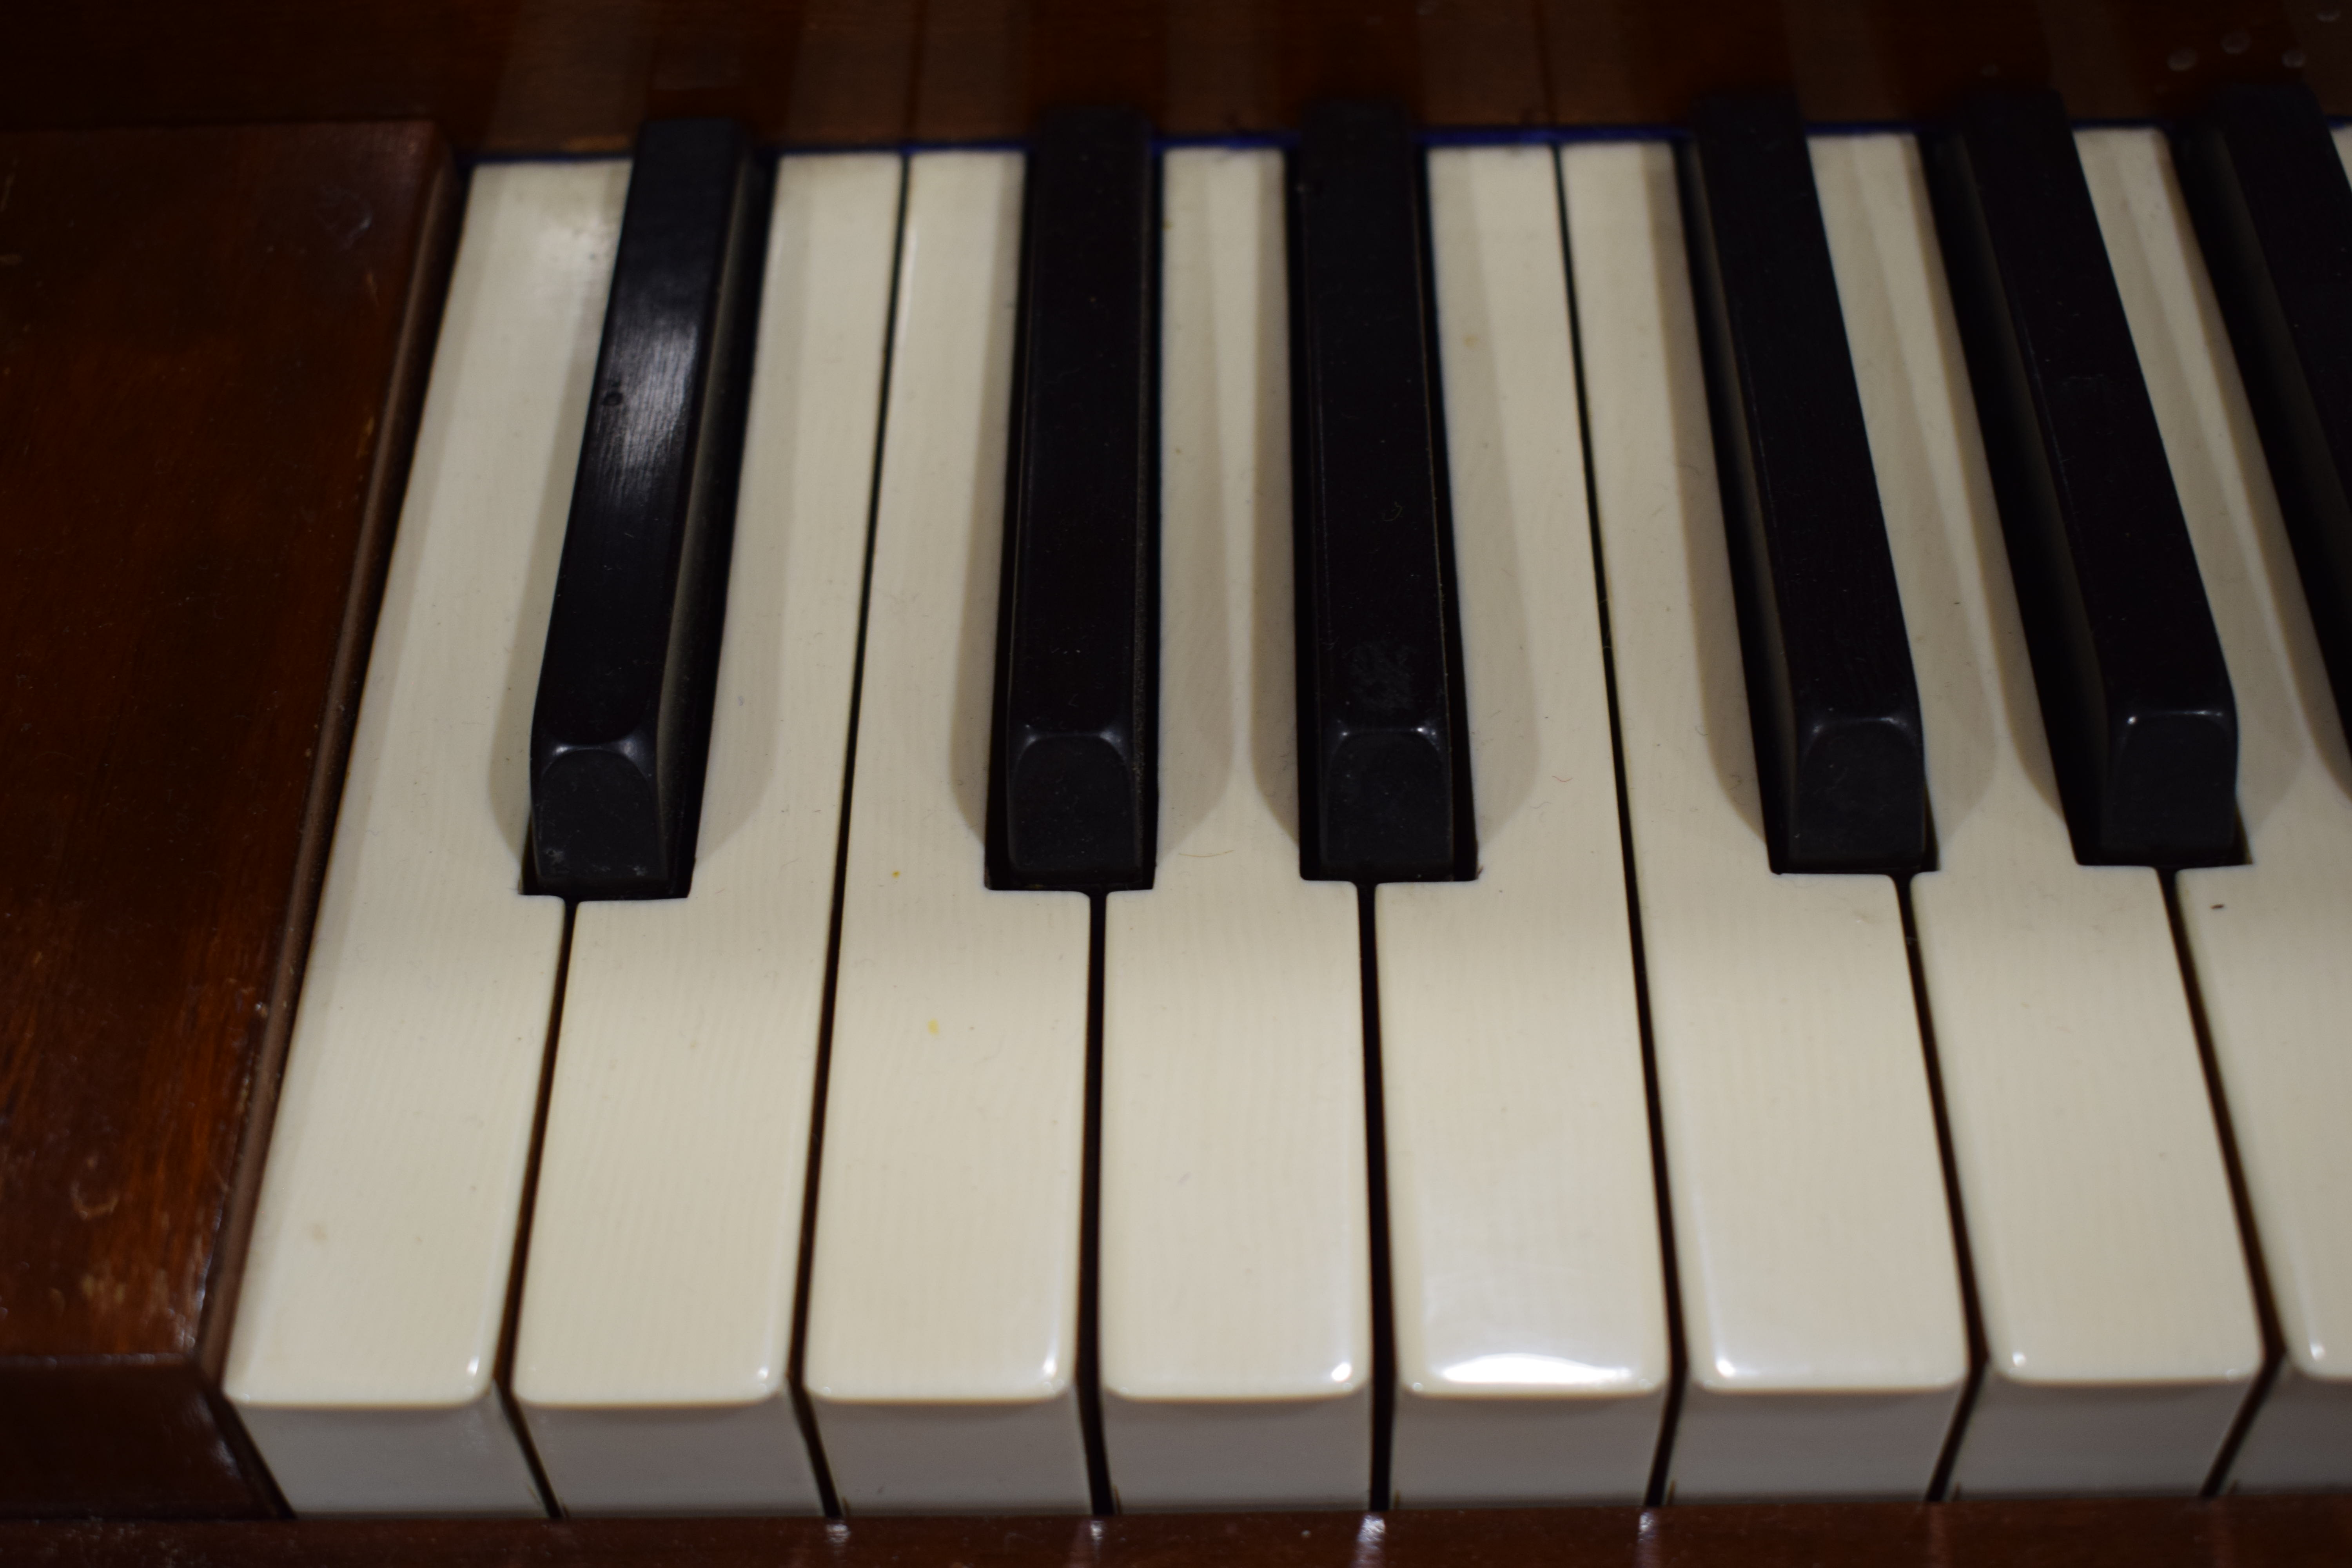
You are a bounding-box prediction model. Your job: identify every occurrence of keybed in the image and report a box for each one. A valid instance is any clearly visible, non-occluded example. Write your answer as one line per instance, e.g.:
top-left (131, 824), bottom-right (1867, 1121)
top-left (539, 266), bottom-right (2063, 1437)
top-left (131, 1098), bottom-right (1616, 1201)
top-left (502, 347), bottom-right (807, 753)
top-left (223, 107), bottom-right (2352, 1515)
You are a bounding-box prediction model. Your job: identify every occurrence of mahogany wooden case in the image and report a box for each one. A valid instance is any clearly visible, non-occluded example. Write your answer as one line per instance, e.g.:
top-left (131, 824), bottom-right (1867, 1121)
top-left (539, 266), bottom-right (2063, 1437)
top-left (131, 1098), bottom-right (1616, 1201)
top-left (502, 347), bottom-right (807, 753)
top-left (0, 122), bottom-right (457, 1517)
top-left (0, 0), bottom-right (2344, 153)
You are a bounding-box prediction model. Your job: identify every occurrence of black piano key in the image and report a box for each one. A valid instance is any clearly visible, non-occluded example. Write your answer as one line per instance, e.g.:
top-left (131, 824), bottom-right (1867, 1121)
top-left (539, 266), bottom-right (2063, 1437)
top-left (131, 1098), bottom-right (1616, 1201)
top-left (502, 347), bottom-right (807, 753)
top-left (529, 118), bottom-right (768, 900)
top-left (1924, 88), bottom-right (2239, 867)
top-left (2176, 82), bottom-right (2352, 748)
top-left (987, 105), bottom-right (1160, 890)
top-left (1680, 91), bottom-right (1930, 874)
top-left (1289, 100), bottom-right (1472, 884)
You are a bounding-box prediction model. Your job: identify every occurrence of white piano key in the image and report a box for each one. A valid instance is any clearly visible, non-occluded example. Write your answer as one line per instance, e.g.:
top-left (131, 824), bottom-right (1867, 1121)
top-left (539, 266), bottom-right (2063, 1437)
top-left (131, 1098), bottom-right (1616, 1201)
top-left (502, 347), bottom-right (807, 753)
top-left (1095, 146), bottom-right (1370, 1512)
top-left (2081, 125), bottom-right (2352, 1490)
top-left (800, 150), bottom-right (1095, 1515)
top-left (507, 152), bottom-right (904, 1515)
top-left (1374, 144), bottom-right (1668, 1508)
top-left (221, 160), bottom-right (623, 1514)
top-left (1812, 130), bottom-right (2262, 1499)
top-left (1560, 140), bottom-right (1968, 1502)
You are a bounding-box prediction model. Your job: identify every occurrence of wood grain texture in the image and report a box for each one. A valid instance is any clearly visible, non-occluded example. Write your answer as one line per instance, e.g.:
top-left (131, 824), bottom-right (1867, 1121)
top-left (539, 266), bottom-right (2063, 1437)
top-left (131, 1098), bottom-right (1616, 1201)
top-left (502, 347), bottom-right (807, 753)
top-left (3, 1498), bottom-right (2352, 1565)
top-left (0, 1), bottom-right (2327, 152)
top-left (0, 121), bottom-right (454, 1518)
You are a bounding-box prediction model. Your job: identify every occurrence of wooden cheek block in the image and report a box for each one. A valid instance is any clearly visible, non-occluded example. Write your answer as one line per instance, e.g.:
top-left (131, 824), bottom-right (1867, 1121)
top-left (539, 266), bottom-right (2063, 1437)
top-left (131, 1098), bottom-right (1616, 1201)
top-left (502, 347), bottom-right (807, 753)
top-left (0, 122), bottom-right (456, 1517)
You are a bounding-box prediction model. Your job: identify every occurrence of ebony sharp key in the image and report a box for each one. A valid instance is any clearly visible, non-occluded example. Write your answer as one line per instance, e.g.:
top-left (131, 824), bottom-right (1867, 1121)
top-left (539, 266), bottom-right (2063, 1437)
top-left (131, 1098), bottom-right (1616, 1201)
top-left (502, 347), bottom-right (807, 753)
top-left (988, 105), bottom-right (1159, 889)
top-left (529, 118), bottom-right (768, 900)
top-left (1289, 100), bottom-right (1470, 884)
top-left (1925, 88), bottom-right (2239, 867)
top-left (1681, 92), bottom-right (1929, 873)
top-left (2176, 83), bottom-right (2352, 749)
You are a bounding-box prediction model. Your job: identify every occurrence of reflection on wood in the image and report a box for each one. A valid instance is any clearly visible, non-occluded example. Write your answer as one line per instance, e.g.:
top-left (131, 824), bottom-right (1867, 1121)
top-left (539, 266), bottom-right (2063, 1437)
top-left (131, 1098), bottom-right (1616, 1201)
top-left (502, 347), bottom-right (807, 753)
top-left (0, 121), bottom-right (454, 1517)
top-left (0, 0), bottom-right (2332, 152)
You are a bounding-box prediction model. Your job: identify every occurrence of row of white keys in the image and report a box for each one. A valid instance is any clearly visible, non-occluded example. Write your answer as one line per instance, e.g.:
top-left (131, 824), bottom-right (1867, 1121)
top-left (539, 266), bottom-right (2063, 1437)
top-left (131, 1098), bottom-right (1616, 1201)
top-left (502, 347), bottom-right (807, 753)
top-left (1563, 140), bottom-right (1971, 1501)
top-left (221, 160), bottom-right (620, 1514)
top-left (227, 149), bottom-right (1097, 1517)
top-left (508, 152), bottom-right (904, 1514)
top-left (1096, 146), bottom-right (1369, 1510)
top-left (229, 131), bottom-right (2332, 1519)
top-left (1376, 144), bottom-right (1668, 1507)
top-left (2082, 127), bottom-right (2352, 1489)
top-left (800, 149), bottom-right (1097, 1514)
top-left (1813, 131), bottom-right (2261, 1498)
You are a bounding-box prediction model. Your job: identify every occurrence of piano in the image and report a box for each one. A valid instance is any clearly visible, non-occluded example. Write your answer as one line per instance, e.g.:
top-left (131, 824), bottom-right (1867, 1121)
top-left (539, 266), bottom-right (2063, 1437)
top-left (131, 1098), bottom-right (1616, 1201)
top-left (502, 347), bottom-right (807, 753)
top-left (5, 3), bottom-right (2352, 1563)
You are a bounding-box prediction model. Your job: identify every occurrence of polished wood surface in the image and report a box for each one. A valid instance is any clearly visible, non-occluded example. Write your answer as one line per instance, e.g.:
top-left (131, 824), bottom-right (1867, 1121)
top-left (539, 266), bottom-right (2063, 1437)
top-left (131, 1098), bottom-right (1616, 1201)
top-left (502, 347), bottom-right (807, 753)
top-left (0, 0), bottom-right (2340, 154)
top-left (0, 121), bottom-right (455, 1518)
top-left (4, 1498), bottom-right (2351, 1566)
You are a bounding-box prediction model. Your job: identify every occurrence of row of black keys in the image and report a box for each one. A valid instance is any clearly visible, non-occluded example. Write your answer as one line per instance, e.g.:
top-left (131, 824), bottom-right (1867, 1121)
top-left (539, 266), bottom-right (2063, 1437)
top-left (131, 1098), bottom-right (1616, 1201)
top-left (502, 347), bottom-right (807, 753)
top-left (523, 84), bottom-right (2352, 900)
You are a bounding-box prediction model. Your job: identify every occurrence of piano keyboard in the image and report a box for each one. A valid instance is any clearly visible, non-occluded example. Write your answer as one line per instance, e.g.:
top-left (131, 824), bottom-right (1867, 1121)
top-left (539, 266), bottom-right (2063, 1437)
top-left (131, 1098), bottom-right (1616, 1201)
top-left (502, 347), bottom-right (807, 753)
top-left (219, 106), bottom-right (2352, 1516)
